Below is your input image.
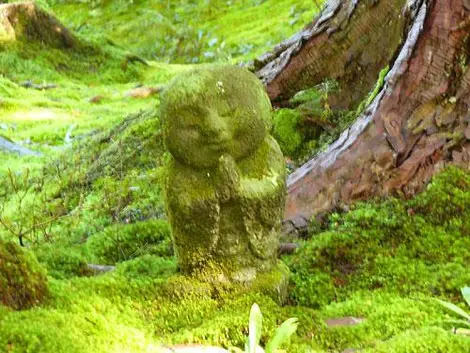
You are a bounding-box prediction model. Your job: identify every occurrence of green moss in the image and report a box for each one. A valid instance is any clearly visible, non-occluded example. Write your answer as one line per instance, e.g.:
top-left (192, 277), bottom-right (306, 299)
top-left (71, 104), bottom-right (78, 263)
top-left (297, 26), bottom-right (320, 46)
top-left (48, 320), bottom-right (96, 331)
top-left (271, 81), bottom-right (344, 161)
top-left (272, 108), bottom-right (303, 156)
top-left (86, 220), bottom-right (172, 264)
top-left (0, 38), bottom-right (141, 85)
top-left (0, 295), bottom-right (160, 353)
top-left (0, 240), bottom-right (48, 310)
top-left (409, 166), bottom-right (470, 225)
top-left (85, 110), bottom-right (165, 183)
top-left (34, 244), bottom-right (91, 279)
top-left (1, 2), bottom-right (469, 352)
top-left (115, 255), bottom-right (177, 279)
top-left (170, 293), bottom-right (283, 348)
top-left (250, 261), bottom-right (290, 304)
top-left (153, 275), bottom-right (301, 348)
top-left (289, 87), bottom-right (326, 105)
top-left (48, 0), bottom-right (321, 63)
top-left (271, 68), bottom-right (391, 164)
top-left (0, 106), bottom-right (169, 246)
top-left (272, 82), bottom-right (337, 160)
top-left (356, 65), bottom-right (390, 114)
top-left (287, 167), bottom-right (470, 308)
top-left (364, 327), bottom-right (470, 353)
top-left (296, 289), bottom-right (470, 352)
top-left (6, 166), bottom-right (464, 351)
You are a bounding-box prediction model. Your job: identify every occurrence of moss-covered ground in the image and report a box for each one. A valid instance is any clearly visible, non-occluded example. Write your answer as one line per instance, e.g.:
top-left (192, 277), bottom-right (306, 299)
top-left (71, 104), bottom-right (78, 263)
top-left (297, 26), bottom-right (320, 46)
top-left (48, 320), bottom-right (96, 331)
top-left (1, 1), bottom-right (469, 352)
top-left (48, 0), bottom-right (321, 63)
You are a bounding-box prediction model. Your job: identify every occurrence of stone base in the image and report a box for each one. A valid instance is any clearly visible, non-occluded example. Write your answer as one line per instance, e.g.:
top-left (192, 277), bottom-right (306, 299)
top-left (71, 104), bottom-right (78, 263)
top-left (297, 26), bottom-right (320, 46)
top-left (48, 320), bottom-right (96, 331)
top-left (248, 261), bottom-right (290, 305)
top-left (163, 261), bottom-right (291, 305)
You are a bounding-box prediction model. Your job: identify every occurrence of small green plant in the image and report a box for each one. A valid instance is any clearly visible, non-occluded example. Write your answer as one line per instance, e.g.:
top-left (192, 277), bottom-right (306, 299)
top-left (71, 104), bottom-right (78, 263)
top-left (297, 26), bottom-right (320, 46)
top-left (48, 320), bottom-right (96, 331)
top-left (0, 168), bottom-right (68, 246)
top-left (355, 65), bottom-right (390, 115)
top-left (229, 303), bottom-right (298, 353)
top-left (435, 287), bottom-right (470, 335)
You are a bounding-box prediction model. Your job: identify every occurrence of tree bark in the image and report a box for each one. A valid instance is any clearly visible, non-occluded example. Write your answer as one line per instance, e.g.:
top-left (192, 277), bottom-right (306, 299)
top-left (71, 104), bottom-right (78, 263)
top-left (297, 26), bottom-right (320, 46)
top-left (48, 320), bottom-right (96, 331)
top-left (256, 0), bottom-right (420, 109)
top-left (0, 2), bottom-right (78, 49)
top-left (256, 0), bottom-right (470, 223)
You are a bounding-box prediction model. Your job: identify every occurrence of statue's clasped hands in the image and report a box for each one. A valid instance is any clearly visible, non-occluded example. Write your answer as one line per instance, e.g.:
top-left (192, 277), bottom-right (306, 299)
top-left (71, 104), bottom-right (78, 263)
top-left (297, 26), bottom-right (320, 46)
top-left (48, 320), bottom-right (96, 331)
top-left (216, 154), bottom-right (240, 203)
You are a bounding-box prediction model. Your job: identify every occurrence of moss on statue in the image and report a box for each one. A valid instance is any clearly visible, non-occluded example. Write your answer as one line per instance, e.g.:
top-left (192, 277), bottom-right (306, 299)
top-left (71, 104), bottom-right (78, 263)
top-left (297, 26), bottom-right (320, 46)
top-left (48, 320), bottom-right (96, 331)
top-left (161, 259), bottom-right (290, 305)
top-left (0, 240), bottom-right (48, 310)
top-left (160, 65), bottom-right (287, 285)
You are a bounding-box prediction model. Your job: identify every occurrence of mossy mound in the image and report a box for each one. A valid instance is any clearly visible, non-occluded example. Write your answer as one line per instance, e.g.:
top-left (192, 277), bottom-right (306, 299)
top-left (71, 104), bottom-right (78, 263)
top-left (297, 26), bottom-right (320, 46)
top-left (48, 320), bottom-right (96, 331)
top-left (85, 110), bottom-right (165, 184)
top-left (287, 166), bottom-right (470, 308)
top-left (156, 274), bottom-right (317, 348)
top-left (34, 244), bottom-right (91, 280)
top-left (0, 240), bottom-right (47, 310)
top-left (47, 0), bottom-right (320, 64)
top-left (0, 2), bottom-right (145, 87)
top-left (272, 108), bottom-right (303, 157)
top-left (364, 327), bottom-right (470, 353)
top-left (313, 290), bottom-right (470, 352)
top-left (86, 220), bottom-right (172, 264)
top-left (22, 109), bottom-right (167, 246)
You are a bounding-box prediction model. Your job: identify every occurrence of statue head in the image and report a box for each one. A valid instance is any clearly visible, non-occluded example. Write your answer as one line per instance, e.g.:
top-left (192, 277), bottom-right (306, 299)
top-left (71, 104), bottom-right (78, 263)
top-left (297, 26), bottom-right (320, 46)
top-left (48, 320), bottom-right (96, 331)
top-left (160, 65), bottom-right (272, 168)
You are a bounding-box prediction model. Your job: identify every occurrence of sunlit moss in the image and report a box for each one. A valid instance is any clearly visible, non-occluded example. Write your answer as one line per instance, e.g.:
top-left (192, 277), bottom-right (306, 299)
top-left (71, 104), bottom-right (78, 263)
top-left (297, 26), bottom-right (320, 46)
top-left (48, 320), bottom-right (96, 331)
top-left (287, 167), bottom-right (470, 308)
top-left (0, 240), bottom-right (48, 310)
top-left (1, 1), bottom-right (469, 352)
top-left (49, 0), bottom-right (321, 63)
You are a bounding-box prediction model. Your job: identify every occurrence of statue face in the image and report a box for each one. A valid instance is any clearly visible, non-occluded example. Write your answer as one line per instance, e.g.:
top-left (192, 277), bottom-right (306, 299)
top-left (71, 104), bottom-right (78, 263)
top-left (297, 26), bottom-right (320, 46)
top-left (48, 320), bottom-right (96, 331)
top-left (161, 66), bottom-right (272, 168)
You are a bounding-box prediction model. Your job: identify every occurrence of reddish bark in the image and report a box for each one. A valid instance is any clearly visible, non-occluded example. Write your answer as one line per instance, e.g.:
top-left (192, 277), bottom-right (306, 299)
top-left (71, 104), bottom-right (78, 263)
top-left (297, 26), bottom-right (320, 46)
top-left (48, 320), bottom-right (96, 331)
top-left (256, 0), bottom-right (416, 109)
top-left (258, 0), bottom-right (470, 223)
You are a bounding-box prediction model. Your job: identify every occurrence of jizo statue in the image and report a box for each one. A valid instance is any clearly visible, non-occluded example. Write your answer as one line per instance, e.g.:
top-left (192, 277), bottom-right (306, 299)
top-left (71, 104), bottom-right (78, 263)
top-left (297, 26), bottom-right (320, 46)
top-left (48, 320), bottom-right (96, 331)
top-left (160, 65), bottom-right (286, 283)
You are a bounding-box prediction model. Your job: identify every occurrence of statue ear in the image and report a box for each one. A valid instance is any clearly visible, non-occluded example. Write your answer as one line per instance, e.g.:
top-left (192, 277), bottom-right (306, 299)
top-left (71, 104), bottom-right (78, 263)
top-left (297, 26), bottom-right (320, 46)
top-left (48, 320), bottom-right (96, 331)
top-left (264, 112), bottom-right (273, 132)
top-left (261, 97), bottom-right (273, 133)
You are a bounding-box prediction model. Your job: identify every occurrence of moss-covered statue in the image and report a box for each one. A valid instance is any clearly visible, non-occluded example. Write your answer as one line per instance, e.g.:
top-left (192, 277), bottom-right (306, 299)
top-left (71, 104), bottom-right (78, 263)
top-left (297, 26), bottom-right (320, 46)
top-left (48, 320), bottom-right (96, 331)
top-left (160, 65), bottom-right (286, 283)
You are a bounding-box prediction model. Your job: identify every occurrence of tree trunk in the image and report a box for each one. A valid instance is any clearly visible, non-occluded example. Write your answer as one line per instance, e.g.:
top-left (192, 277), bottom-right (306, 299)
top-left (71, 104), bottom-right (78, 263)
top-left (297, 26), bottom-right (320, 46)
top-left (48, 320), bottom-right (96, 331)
top-left (0, 2), bottom-right (78, 49)
top-left (256, 0), bottom-right (470, 224)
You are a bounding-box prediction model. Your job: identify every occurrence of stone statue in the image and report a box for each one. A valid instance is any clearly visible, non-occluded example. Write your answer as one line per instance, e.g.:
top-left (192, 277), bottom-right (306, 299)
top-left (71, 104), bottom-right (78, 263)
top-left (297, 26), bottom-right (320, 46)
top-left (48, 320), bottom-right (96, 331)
top-left (160, 65), bottom-right (286, 283)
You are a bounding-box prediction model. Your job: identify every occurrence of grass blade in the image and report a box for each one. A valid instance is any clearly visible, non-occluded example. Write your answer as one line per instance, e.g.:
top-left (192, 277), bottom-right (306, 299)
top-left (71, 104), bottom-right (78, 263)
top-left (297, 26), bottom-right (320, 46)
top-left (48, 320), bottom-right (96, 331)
top-left (265, 318), bottom-right (298, 353)
top-left (228, 348), bottom-right (244, 353)
top-left (455, 328), bottom-right (470, 336)
top-left (435, 298), bottom-right (470, 321)
top-left (442, 319), bottom-right (470, 328)
top-left (249, 303), bottom-right (263, 353)
top-left (462, 287), bottom-right (470, 308)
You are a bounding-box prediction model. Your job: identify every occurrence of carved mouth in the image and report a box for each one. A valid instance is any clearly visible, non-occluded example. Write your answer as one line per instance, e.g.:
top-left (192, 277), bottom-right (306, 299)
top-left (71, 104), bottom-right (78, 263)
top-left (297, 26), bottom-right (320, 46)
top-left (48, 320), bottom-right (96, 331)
top-left (207, 141), bottom-right (229, 151)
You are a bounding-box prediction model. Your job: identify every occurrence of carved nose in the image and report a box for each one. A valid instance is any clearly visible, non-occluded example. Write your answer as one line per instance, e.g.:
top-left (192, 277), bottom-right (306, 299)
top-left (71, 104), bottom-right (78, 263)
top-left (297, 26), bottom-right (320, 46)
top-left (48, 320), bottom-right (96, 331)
top-left (205, 112), bottom-right (229, 142)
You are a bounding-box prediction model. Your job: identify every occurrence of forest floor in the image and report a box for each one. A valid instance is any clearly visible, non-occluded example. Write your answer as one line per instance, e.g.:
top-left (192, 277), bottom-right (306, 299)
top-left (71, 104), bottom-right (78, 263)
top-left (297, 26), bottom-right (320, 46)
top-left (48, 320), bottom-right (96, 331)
top-left (0, 1), bottom-right (469, 353)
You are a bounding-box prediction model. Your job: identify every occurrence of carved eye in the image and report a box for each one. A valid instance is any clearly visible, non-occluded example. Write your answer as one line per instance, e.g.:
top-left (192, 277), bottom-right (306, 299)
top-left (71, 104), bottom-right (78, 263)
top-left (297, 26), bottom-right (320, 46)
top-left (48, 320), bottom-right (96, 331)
top-left (219, 108), bottom-right (234, 118)
top-left (186, 123), bottom-right (200, 130)
top-left (185, 125), bottom-right (201, 138)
